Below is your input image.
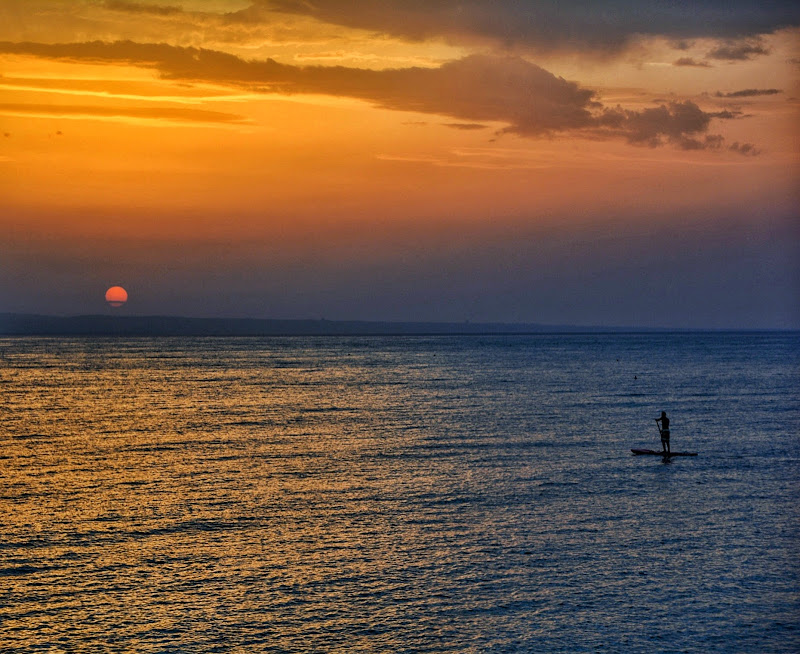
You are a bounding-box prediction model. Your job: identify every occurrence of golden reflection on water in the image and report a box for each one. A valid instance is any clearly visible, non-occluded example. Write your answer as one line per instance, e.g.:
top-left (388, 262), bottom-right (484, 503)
top-left (1, 336), bottom-right (798, 652)
top-left (2, 339), bottom-right (457, 649)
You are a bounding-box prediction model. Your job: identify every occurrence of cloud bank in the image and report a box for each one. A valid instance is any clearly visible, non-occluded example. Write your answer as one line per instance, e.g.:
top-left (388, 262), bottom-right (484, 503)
top-left (261, 0), bottom-right (800, 52)
top-left (0, 40), bottom-right (747, 151)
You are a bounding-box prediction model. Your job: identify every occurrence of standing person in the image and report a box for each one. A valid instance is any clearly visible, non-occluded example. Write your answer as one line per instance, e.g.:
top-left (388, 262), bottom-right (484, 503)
top-left (656, 411), bottom-right (670, 454)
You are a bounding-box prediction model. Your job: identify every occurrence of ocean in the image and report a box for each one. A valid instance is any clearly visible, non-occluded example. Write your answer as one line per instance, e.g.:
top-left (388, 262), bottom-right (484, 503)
top-left (1, 333), bottom-right (798, 653)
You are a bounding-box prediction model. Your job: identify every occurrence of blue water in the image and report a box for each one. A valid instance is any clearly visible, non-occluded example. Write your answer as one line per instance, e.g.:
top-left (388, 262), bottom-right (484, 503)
top-left (1, 333), bottom-right (798, 652)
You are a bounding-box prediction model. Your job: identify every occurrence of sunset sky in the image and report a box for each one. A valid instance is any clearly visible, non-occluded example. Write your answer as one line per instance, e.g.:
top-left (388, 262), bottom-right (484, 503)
top-left (1, 1), bottom-right (798, 328)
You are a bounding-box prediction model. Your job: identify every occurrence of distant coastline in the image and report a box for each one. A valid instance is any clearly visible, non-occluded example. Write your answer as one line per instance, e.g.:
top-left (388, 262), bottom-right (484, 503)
top-left (0, 313), bottom-right (693, 336)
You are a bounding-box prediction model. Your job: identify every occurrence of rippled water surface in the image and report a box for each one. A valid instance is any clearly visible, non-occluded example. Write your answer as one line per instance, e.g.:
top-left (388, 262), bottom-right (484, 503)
top-left (1, 333), bottom-right (798, 652)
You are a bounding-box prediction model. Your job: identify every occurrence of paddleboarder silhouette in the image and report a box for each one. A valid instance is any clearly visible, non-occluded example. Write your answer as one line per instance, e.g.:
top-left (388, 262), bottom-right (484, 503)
top-left (656, 411), bottom-right (670, 454)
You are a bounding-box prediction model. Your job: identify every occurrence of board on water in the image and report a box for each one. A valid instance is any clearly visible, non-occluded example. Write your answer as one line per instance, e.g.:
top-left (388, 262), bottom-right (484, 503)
top-left (631, 448), bottom-right (698, 457)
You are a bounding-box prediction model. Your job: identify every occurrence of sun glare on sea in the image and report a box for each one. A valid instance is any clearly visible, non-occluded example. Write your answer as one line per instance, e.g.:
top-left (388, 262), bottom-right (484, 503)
top-left (105, 286), bottom-right (128, 308)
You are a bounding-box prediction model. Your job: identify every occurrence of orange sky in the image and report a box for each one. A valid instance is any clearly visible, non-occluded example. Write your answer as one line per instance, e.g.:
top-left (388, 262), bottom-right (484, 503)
top-left (1, 1), bottom-right (798, 327)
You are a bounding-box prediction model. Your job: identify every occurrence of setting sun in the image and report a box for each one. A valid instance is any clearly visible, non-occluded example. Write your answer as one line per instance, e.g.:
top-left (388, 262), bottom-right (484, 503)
top-left (105, 286), bottom-right (128, 308)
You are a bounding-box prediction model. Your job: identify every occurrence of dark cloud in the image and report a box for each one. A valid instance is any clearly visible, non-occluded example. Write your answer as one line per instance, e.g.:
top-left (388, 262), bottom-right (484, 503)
top-left (595, 101), bottom-right (719, 149)
top-left (673, 57), bottom-right (711, 68)
top-left (707, 38), bottom-right (770, 60)
top-left (715, 88), bottom-right (782, 97)
top-left (729, 141), bottom-right (760, 156)
top-left (261, 1), bottom-right (800, 52)
top-left (0, 40), bottom-right (743, 150)
top-left (373, 55), bottom-right (600, 135)
top-left (670, 39), bottom-right (695, 51)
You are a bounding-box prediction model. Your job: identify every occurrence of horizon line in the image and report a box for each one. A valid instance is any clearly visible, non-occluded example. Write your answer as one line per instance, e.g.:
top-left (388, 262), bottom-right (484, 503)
top-left (0, 312), bottom-right (796, 335)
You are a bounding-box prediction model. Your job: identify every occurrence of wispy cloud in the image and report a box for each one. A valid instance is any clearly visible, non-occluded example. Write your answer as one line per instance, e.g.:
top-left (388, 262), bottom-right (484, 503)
top-left (673, 57), bottom-right (711, 68)
top-left (103, 1), bottom-right (183, 16)
top-left (0, 101), bottom-right (249, 126)
top-left (0, 75), bottom-right (260, 104)
top-left (443, 123), bottom-right (488, 131)
top-left (0, 40), bottom-right (751, 151)
top-left (376, 149), bottom-right (554, 171)
top-left (715, 88), bottom-right (782, 98)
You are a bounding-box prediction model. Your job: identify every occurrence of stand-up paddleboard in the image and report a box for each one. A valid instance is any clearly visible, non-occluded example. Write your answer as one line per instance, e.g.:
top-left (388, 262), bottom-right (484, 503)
top-left (638, 416), bottom-right (697, 456)
top-left (631, 448), bottom-right (698, 456)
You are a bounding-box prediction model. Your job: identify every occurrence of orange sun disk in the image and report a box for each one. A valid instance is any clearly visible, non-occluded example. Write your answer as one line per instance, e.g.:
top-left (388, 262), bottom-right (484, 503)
top-left (105, 285), bottom-right (128, 308)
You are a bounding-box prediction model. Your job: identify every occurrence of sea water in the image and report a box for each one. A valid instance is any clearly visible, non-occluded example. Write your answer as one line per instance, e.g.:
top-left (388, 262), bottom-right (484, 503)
top-left (1, 333), bottom-right (798, 653)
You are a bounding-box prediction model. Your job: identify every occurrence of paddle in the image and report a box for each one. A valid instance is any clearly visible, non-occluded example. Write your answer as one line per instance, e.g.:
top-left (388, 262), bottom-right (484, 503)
top-left (655, 418), bottom-right (665, 453)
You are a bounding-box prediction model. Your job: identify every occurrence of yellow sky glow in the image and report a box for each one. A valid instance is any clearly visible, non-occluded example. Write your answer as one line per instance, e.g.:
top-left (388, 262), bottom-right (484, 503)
top-left (0, 1), bottom-right (797, 325)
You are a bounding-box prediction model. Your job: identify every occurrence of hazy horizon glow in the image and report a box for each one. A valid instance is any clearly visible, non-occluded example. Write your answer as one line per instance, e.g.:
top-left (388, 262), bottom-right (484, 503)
top-left (1, 1), bottom-right (798, 328)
